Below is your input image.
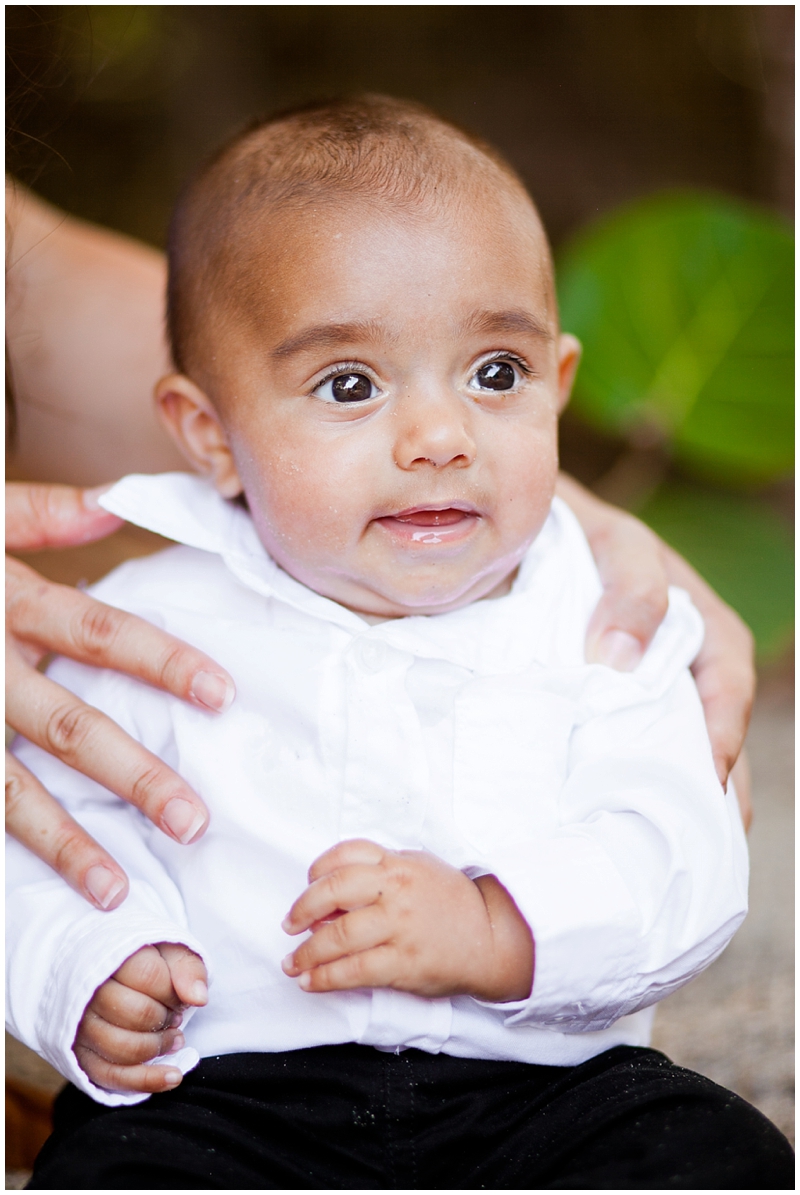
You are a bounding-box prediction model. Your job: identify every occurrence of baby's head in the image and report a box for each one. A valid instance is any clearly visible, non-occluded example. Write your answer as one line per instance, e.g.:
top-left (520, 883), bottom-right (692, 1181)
top-left (158, 95), bottom-right (580, 617)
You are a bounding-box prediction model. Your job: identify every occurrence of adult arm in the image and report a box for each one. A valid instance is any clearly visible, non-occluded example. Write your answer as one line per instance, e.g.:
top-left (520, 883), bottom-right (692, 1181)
top-left (6, 181), bottom-right (186, 484)
top-left (6, 185), bottom-right (236, 908)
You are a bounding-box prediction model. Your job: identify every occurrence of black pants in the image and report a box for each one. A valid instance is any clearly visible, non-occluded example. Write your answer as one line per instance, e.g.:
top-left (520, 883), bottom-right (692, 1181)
top-left (28, 1044), bottom-right (794, 1189)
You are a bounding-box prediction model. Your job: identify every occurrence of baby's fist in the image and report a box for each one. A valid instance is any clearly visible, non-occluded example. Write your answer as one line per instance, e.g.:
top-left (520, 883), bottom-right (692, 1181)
top-left (73, 941), bottom-right (208, 1094)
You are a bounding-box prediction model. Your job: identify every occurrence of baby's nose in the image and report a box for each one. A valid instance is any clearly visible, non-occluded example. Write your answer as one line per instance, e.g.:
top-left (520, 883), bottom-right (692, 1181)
top-left (393, 391), bottom-right (476, 470)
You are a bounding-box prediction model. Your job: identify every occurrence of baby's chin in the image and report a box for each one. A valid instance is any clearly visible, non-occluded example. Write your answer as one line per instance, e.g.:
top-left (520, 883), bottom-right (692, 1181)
top-left (338, 562), bottom-right (523, 621)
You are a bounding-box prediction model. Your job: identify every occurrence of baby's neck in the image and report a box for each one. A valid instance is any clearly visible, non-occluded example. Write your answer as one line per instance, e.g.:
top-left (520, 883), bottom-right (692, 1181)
top-left (351, 567), bottom-right (519, 625)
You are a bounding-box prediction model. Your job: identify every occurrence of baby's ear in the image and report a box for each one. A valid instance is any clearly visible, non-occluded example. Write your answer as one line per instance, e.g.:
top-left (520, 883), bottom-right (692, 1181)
top-left (556, 334), bottom-right (581, 413)
top-left (155, 375), bottom-right (243, 499)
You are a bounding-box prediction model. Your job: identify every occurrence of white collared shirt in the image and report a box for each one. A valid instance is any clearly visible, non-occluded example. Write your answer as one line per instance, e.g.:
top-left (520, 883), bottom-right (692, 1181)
top-left (6, 474), bottom-right (748, 1107)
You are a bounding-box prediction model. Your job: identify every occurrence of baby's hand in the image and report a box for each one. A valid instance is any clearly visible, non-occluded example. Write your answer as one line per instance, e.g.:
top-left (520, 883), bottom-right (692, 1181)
top-left (281, 840), bottom-right (533, 1002)
top-left (73, 942), bottom-right (208, 1094)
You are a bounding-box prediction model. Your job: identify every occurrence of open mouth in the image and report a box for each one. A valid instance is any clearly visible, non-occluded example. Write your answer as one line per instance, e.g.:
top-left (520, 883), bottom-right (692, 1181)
top-left (374, 505), bottom-right (480, 545)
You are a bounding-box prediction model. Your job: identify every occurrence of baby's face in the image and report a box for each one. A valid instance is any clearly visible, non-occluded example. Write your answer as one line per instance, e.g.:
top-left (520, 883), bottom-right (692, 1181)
top-left (165, 192), bottom-right (579, 617)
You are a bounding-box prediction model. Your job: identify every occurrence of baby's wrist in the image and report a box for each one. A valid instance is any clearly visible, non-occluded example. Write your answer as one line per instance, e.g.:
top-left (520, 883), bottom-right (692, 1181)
top-left (471, 875), bottom-right (534, 1002)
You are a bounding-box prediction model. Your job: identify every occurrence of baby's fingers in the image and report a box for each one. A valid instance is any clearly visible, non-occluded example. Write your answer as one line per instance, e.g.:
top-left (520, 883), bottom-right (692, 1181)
top-left (307, 838), bottom-right (385, 883)
top-left (283, 904), bottom-right (388, 976)
top-left (283, 863), bottom-right (384, 935)
top-left (90, 977), bottom-right (180, 1034)
top-left (74, 1044), bottom-right (183, 1095)
top-left (157, 942), bottom-right (208, 1007)
top-left (296, 945), bottom-right (399, 993)
top-left (76, 1007), bottom-right (184, 1067)
top-left (113, 945), bottom-right (181, 1009)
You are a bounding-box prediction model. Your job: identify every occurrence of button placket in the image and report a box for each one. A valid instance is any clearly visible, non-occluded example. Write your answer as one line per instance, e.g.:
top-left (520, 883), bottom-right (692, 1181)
top-left (340, 640), bottom-right (428, 844)
top-left (356, 637), bottom-right (388, 674)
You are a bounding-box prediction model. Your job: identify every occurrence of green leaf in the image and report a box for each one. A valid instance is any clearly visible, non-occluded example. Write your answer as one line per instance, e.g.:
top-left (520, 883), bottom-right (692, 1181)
top-left (636, 482), bottom-right (794, 661)
top-left (557, 192), bottom-right (794, 486)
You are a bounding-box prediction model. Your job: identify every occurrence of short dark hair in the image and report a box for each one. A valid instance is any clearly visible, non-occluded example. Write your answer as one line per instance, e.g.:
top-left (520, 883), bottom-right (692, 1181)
top-left (167, 94), bottom-right (534, 377)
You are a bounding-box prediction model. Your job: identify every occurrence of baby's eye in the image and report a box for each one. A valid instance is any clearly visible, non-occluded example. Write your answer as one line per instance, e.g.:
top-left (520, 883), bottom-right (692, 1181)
top-left (314, 372), bottom-right (379, 403)
top-left (470, 360), bottom-right (520, 392)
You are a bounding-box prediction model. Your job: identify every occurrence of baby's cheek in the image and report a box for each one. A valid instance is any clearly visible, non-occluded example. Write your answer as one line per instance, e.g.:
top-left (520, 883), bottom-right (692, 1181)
top-left (498, 430), bottom-right (557, 528)
top-left (245, 476), bottom-right (351, 572)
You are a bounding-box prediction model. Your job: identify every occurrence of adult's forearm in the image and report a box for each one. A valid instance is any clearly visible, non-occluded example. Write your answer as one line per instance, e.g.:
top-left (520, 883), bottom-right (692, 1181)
top-left (6, 182), bottom-right (187, 485)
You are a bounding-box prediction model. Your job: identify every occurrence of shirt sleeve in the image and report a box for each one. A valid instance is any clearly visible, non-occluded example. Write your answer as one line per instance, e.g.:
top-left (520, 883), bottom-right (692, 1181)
top-left (6, 660), bottom-right (210, 1107)
top-left (472, 591), bottom-right (749, 1033)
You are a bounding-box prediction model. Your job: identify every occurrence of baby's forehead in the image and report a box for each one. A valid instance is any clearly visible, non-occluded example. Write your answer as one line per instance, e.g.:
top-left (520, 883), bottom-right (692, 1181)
top-left (229, 185), bottom-right (556, 326)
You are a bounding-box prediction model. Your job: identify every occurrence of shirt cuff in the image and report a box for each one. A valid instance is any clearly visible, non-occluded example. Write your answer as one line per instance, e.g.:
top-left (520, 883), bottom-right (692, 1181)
top-left (473, 836), bottom-right (642, 1032)
top-left (37, 912), bottom-right (209, 1107)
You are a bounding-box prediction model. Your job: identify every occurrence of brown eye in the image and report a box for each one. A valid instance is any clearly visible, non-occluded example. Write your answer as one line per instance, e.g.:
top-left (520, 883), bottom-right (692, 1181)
top-left (475, 361), bottom-right (516, 391)
top-left (330, 373), bottom-right (374, 402)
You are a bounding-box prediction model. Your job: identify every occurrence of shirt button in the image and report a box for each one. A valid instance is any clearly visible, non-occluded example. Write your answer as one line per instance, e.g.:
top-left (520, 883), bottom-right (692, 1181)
top-left (357, 639), bottom-right (388, 673)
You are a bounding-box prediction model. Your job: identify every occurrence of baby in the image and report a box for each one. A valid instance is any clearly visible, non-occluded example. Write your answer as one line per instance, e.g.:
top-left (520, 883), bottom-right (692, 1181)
top-left (8, 96), bottom-right (791, 1188)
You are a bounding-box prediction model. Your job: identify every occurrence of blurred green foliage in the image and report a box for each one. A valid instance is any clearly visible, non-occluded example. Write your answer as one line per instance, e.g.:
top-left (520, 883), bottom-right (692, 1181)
top-left (639, 483), bottom-right (794, 661)
top-left (557, 192), bottom-right (794, 659)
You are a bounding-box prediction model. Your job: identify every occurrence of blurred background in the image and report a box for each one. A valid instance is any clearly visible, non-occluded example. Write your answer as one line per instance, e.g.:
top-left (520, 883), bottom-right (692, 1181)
top-left (5, 4), bottom-right (794, 1182)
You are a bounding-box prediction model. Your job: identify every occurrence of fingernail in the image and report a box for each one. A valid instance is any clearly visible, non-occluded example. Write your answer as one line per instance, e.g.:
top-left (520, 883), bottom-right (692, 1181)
top-left (84, 865), bottom-right (126, 910)
top-left (167, 1010), bottom-right (183, 1029)
top-left (163, 798), bottom-right (207, 844)
top-left (595, 630), bottom-right (642, 672)
top-left (163, 1069), bottom-right (182, 1087)
top-left (81, 484), bottom-right (113, 511)
top-left (190, 671), bottom-right (235, 713)
top-left (281, 916), bottom-right (293, 933)
top-left (298, 972), bottom-right (312, 990)
top-left (281, 953), bottom-right (295, 973)
top-left (167, 1033), bottom-right (185, 1054)
top-left (189, 979), bottom-right (208, 1004)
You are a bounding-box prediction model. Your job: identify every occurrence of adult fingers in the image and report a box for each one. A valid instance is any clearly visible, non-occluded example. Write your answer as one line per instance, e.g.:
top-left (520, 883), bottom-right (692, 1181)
top-left (730, 749), bottom-right (753, 833)
top-left (584, 514), bottom-right (669, 670)
top-left (89, 977), bottom-right (179, 1033)
top-left (555, 477), bottom-right (669, 668)
top-left (306, 838), bottom-right (385, 883)
top-left (693, 656), bottom-right (754, 789)
top-left (689, 613), bottom-right (755, 788)
top-left (283, 905), bottom-right (388, 976)
top-left (76, 1007), bottom-right (183, 1067)
top-left (73, 1044), bottom-right (183, 1095)
top-left (5, 482), bottom-right (123, 551)
top-left (5, 750), bottom-right (129, 910)
top-left (283, 862), bottom-right (386, 935)
top-left (7, 660), bottom-right (209, 846)
top-left (157, 942), bottom-right (209, 1007)
top-left (659, 543), bottom-right (755, 786)
top-left (7, 556), bottom-right (235, 714)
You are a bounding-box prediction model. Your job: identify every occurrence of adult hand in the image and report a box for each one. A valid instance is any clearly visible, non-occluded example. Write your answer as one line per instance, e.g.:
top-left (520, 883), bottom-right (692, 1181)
top-left (6, 482), bottom-right (236, 910)
top-left (557, 475), bottom-right (755, 825)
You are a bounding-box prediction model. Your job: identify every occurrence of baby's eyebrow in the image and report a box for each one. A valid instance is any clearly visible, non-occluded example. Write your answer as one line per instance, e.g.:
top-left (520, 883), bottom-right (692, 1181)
top-left (460, 308), bottom-right (553, 342)
top-left (271, 320), bottom-right (392, 361)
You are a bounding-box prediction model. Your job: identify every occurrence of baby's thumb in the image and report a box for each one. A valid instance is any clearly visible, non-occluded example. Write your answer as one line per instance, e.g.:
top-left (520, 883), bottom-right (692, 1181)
top-left (157, 941), bottom-right (208, 1006)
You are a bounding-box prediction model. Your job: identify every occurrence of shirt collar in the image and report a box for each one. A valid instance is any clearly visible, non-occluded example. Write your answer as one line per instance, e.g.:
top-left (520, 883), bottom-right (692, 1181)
top-left (99, 472), bottom-right (582, 673)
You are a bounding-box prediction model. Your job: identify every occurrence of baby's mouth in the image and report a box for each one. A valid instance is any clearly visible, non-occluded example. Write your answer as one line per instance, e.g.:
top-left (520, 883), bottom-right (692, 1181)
top-left (395, 508), bottom-right (468, 527)
top-left (374, 505), bottom-right (480, 544)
